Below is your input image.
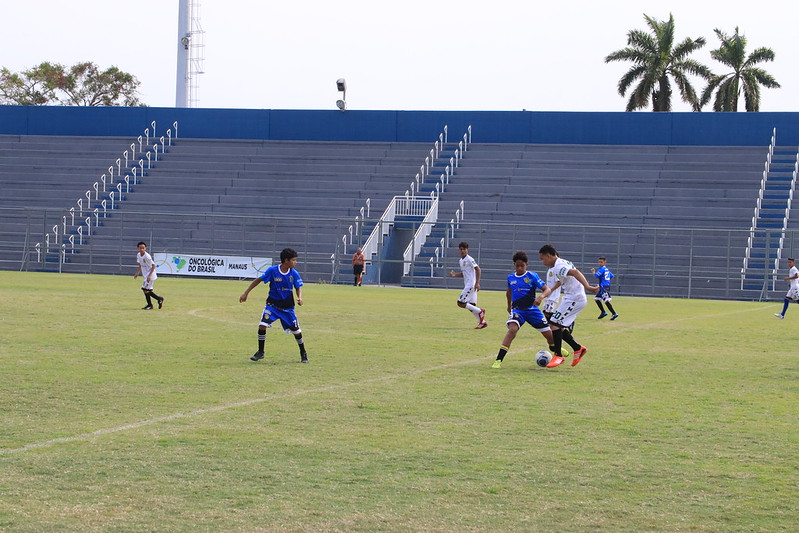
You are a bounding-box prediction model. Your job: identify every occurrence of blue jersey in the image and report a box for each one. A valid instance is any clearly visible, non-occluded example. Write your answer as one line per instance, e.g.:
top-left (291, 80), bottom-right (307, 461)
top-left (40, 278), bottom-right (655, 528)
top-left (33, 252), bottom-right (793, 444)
top-left (507, 271), bottom-right (546, 309)
top-left (594, 266), bottom-right (614, 288)
top-left (258, 264), bottom-right (303, 309)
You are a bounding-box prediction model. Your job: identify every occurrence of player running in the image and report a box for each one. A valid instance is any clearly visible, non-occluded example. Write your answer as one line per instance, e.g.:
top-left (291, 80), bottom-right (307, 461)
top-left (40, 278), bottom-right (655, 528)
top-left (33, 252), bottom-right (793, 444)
top-left (449, 242), bottom-right (487, 329)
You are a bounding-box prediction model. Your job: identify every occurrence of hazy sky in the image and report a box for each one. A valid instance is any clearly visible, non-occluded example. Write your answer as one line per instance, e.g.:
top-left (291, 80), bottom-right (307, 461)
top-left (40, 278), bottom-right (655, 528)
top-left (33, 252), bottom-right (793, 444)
top-left (1, 0), bottom-right (796, 112)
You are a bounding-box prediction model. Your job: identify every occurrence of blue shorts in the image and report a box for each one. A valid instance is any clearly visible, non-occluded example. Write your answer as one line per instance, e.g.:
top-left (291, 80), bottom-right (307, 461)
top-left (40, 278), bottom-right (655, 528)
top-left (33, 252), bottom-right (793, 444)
top-left (595, 286), bottom-right (612, 302)
top-left (507, 307), bottom-right (550, 332)
top-left (259, 304), bottom-right (301, 333)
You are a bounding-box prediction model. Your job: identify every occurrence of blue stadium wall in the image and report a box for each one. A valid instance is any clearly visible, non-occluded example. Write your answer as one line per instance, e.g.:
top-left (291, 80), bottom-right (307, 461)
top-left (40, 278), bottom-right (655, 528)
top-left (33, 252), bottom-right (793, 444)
top-left (1, 105), bottom-right (798, 146)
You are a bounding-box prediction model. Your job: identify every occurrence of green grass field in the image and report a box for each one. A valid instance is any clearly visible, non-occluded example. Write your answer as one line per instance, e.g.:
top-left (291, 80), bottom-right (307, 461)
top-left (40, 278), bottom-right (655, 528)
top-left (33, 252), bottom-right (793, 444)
top-left (1, 271), bottom-right (797, 532)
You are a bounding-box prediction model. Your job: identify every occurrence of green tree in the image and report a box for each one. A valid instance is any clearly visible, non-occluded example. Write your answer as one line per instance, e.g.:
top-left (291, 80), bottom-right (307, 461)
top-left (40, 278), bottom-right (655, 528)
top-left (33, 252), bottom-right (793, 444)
top-left (0, 61), bottom-right (144, 106)
top-left (700, 27), bottom-right (780, 112)
top-left (0, 62), bottom-right (61, 105)
top-left (605, 14), bottom-right (712, 111)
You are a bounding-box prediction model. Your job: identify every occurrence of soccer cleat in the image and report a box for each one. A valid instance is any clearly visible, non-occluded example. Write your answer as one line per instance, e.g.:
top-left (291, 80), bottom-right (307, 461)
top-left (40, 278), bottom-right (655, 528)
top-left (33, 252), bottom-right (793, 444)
top-left (250, 351), bottom-right (265, 361)
top-left (491, 360), bottom-right (502, 369)
top-left (571, 346), bottom-right (588, 367)
top-left (774, 313), bottom-right (785, 319)
top-left (158, 297), bottom-right (165, 309)
top-left (474, 321), bottom-right (488, 329)
top-left (300, 354), bottom-right (309, 363)
top-left (142, 305), bottom-right (153, 310)
top-left (546, 354), bottom-right (565, 368)
top-left (478, 308), bottom-right (486, 324)
top-left (597, 312), bottom-right (608, 319)
top-left (610, 313), bottom-right (618, 320)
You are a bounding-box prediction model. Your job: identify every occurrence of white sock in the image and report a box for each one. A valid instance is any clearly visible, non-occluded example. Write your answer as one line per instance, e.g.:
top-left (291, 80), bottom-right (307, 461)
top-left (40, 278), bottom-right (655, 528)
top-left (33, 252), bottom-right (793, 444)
top-left (465, 303), bottom-right (481, 318)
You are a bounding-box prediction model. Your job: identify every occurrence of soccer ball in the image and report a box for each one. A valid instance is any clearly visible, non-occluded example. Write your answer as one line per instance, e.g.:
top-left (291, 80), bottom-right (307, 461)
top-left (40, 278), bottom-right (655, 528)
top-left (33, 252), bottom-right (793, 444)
top-left (535, 349), bottom-right (552, 367)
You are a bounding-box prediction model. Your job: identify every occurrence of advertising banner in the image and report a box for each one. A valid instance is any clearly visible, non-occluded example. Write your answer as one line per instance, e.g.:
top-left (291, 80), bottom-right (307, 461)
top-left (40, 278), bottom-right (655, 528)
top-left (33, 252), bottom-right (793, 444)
top-left (152, 253), bottom-right (272, 278)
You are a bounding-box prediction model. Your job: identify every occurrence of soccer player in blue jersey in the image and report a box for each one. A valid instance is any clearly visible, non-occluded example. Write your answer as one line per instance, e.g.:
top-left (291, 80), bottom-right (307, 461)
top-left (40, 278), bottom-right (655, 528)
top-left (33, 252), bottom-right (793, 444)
top-left (239, 248), bottom-right (309, 363)
top-left (591, 257), bottom-right (619, 320)
top-left (491, 251), bottom-right (557, 369)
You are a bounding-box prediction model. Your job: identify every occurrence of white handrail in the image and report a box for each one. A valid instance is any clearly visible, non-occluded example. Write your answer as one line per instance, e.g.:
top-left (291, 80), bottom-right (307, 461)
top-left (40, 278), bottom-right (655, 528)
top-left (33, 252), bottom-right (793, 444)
top-left (443, 125), bottom-right (448, 144)
top-left (93, 181), bottom-right (99, 200)
top-left (402, 196), bottom-right (439, 275)
top-left (123, 150), bottom-right (129, 170)
top-left (77, 226), bottom-right (84, 245)
top-left (173, 121), bottom-right (179, 138)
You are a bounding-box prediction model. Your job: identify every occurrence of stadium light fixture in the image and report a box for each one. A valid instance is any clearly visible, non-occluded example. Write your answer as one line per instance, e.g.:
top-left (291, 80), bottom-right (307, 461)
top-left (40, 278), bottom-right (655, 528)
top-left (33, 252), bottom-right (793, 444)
top-left (336, 78), bottom-right (347, 111)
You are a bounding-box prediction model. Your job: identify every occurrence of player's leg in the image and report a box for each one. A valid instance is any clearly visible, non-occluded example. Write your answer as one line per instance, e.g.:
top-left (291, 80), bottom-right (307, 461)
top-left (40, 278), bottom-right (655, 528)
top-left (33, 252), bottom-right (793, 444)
top-left (149, 285), bottom-right (164, 309)
top-left (251, 306), bottom-right (275, 361)
top-left (280, 309), bottom-right (308, 362)
top-left (604, 292), bottom-right (617, 319)
top-left (141, 278), bottom-right (154, 309)
top-left (493, 318), bottom-right (520, 367)
top-left (595, 291), bottom-right (607, 318)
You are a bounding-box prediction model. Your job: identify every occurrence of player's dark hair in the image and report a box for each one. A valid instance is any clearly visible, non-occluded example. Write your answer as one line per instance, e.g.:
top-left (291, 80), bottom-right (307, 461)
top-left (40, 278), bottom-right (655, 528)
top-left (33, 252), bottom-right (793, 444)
top-left (458, 242), bottom-right (469, 249)
top-left (512, 250), bottom-right (528, 264)
top-left (598, 256), bottom-right (606, 261)
top-left (789, 257), bottom-right (795, 261)
top-left (539, 244), bottom-right (557, 256)
top-left (280, 248), bottom-right (298, 263)
top-left (137, 241), bottom-right (146, 247)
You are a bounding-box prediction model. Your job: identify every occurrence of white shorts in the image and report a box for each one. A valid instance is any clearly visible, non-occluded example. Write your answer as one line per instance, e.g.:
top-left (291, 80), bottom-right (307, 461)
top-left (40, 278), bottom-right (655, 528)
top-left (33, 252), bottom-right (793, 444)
top-left (141, 277), bottom-right (156, 290)
top-left (549, 294), bottom-right (587, 328)
top-left (786, 287), bottom-right (799, 301)
top-left (458, 286), bottom-right (478, 306)
top-left (542, 298), bottom-right (558, 314)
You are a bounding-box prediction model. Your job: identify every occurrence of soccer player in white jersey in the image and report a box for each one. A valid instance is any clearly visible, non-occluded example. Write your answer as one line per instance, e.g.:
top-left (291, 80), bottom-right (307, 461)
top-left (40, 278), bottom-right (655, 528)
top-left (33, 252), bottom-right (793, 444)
top-left (449, 242), bottom-right (487, 329)
top-left (133, 241), bottom-right (164, 310)
top-left (774, 257), bottom-right (799, 319)
top-left (538, 244), bottom-right (598, 367)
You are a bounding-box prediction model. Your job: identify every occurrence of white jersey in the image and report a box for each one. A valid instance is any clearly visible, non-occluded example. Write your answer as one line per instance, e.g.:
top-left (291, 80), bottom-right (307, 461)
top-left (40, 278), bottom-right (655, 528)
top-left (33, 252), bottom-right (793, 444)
top-left (544, 266), bottom-right (561, 303)
top-left (787, 265), bottom-right (799, 300)
top-left (459, 254), bottom-right (479, 289)
top-left (137, 252), bottom-right (158, 281)
top-left (552, 257), bottom-right (584, 300)
top-left (789, 266), bottom-right (799, 290)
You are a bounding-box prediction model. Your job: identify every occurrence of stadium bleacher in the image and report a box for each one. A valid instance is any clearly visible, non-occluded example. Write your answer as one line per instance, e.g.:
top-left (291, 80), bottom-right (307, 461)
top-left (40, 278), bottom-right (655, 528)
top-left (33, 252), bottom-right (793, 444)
top-left (2, 132), bottom-right (797, 300)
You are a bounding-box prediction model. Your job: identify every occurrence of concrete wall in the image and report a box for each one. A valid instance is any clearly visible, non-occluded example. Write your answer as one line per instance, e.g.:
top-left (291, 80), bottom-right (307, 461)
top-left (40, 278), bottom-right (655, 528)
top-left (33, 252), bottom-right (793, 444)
top-left (1, 105), bottom-right (798, 146)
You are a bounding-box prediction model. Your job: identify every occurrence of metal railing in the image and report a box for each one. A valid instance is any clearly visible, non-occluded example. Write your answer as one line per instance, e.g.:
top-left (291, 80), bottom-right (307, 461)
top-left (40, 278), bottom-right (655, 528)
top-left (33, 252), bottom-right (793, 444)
top-left (4, 208), bottom-right (799, 301)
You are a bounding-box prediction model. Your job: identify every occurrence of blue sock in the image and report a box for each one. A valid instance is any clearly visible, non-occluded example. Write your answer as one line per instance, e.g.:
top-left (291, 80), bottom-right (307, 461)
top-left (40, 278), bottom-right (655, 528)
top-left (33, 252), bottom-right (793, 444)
top-left (781, 300), bottom-right (790, 316)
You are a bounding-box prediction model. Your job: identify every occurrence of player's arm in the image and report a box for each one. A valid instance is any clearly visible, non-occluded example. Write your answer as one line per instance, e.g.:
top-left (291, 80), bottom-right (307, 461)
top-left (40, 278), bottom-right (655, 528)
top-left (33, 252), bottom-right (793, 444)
top-left (295, 285), bottom-right (303, 306)
top-left (785, 270), bottom-right (799, 281)
top-left (474, 265), bottom-right (481, 291)
top-left (506, 287), bottom-right (512, 313)
top-left (239, 278), bottom-right (262, 303)
top-left (568, 268), bottom-right (599, 293)
top-left (534, 285), bottom-right (552, 307)
top-left (146, 263), bottom-right (156, 281)
top-left (133, 263), bottom-right (141, 279)
top-left (449, 270), bottom-right (463, 277)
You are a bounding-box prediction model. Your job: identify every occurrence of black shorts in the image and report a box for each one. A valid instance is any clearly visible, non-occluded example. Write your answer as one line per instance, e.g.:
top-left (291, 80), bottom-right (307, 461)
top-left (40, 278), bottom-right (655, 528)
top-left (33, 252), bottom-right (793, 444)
top-left (353, 264), bottom-right (364, 275)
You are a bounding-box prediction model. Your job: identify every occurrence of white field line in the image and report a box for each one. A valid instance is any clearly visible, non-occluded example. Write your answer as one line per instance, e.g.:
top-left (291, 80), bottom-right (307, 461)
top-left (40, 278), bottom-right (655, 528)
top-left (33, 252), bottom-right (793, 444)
top-left (0, 355), bottom-right (491, 456)
top-left (2, 303), bottom-right (774, 456)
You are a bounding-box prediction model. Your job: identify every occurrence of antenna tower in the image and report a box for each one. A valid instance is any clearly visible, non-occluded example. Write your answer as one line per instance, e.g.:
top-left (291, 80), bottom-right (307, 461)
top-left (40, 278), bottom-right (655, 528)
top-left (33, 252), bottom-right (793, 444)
top-left (176, 0), bottom-right (205, 107)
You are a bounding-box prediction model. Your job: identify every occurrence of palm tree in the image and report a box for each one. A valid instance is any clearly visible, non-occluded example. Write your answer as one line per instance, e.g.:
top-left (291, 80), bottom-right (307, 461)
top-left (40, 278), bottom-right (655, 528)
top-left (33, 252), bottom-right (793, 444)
top-left (605, 14), bottom-right (712, 111)
top-left (700, 27), bottom-right (780, 112)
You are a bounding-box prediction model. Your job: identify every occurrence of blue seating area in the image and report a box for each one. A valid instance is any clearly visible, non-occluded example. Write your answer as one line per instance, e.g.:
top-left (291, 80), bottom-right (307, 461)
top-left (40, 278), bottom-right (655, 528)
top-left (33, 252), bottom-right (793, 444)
top-left (2, 133), bottom-right (797, 300)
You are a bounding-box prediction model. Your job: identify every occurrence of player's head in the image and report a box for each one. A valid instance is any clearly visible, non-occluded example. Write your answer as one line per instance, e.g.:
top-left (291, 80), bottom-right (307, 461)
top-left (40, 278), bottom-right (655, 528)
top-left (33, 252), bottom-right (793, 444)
top-left (598, 256), bottom-right (607, 266)
top-left (458, 242), bottom-right (469, 258)
top-left (280, 248), bottom-right (298, 265)
top-left (137, 241), bottom-right (147, 253)
top-left (512, 251), bottom-right (528, 274)
top-left (539, 244), bottom-right (558, 267)
top-left (789, 258), bottom-right (795, 267)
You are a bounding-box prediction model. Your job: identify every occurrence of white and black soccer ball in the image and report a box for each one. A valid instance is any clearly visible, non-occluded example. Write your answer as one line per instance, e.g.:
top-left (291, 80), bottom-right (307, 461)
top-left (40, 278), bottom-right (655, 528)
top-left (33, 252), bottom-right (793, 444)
top-left (535, 349), bottom-right (552, 367)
